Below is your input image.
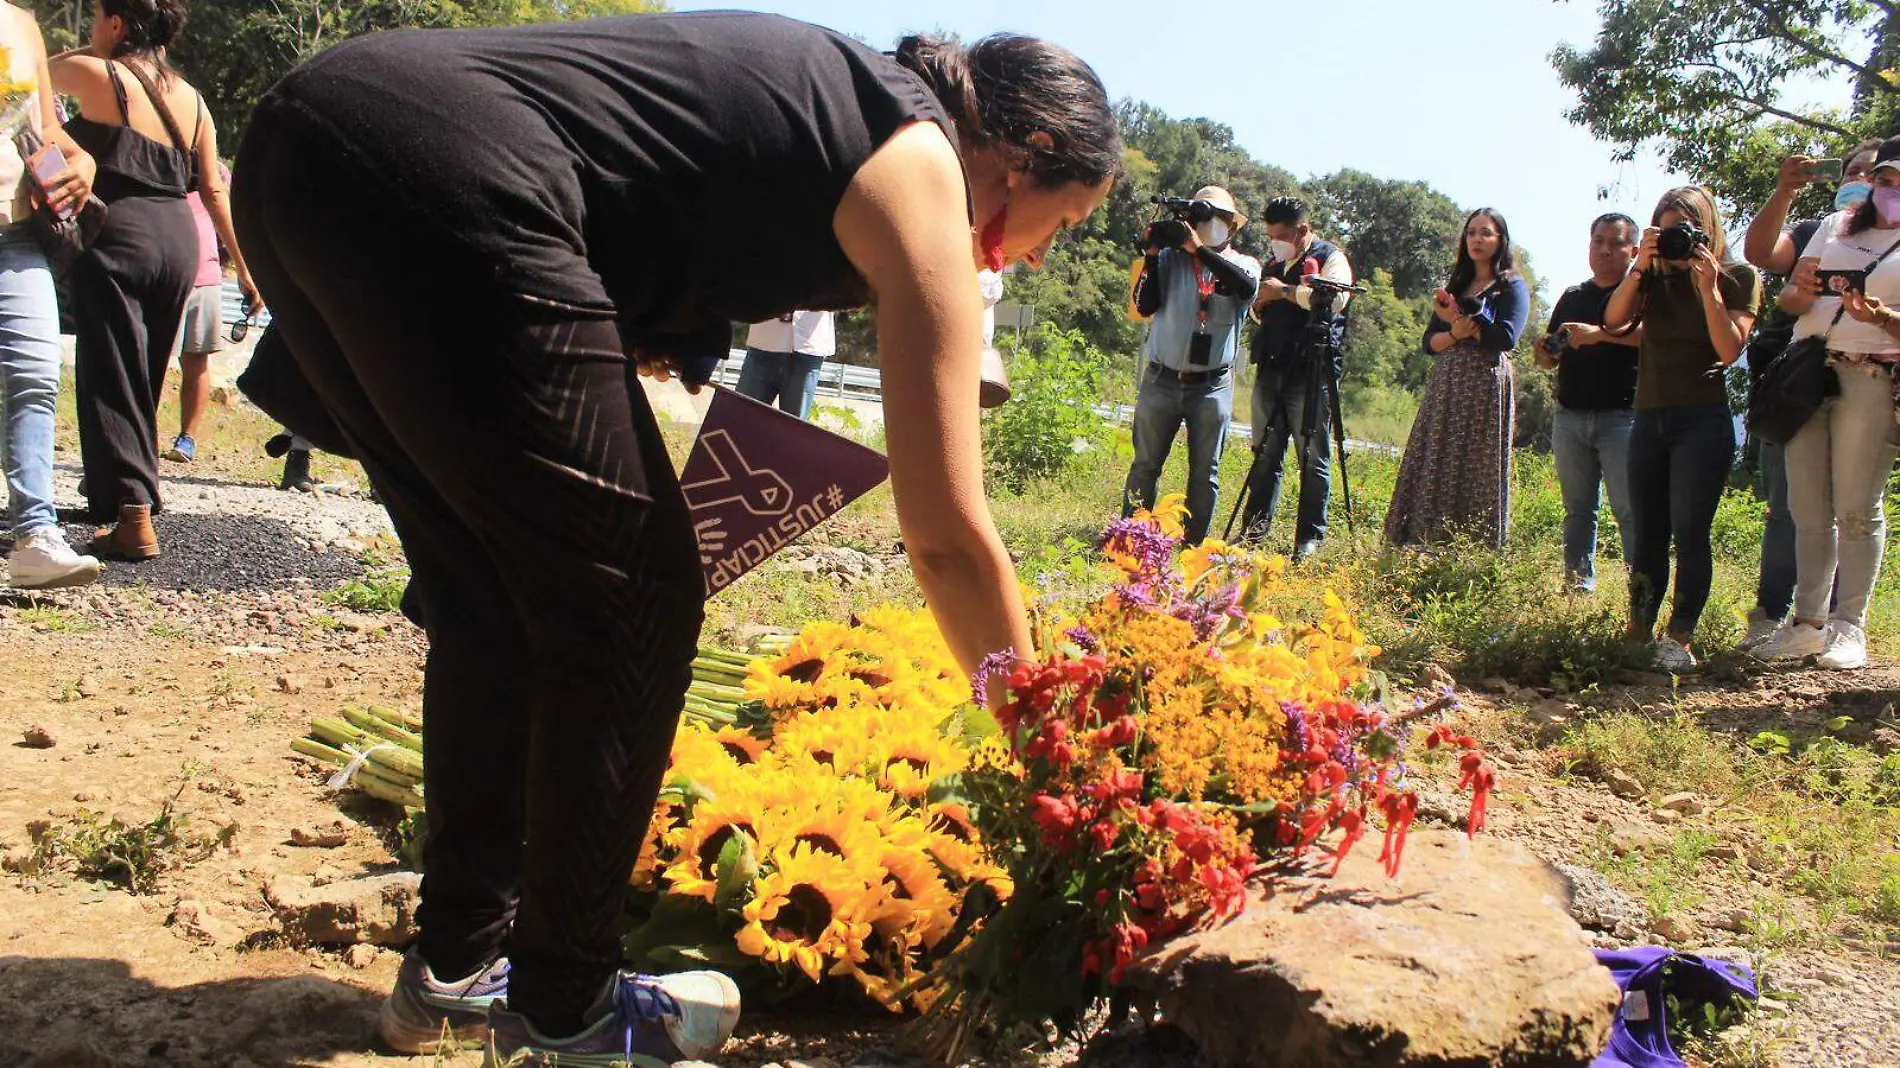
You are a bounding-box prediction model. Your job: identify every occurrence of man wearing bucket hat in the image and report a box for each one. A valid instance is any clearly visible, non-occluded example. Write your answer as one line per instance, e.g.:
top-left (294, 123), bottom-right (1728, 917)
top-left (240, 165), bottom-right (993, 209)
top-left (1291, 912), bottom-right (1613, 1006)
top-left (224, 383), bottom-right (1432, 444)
top-left (1123, 185), bottom-right (1260, 544)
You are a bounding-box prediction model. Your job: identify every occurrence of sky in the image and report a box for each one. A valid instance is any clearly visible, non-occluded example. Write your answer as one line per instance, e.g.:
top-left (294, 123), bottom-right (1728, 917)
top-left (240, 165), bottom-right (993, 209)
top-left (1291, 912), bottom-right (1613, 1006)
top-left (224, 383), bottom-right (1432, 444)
top-left (668, 0), bottom-right (1848, 286)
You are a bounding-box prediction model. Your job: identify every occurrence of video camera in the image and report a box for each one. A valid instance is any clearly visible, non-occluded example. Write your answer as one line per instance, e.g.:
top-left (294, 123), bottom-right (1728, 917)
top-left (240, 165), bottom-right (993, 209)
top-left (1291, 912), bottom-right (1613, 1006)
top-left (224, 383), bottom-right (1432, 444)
top-left (1142, 193), bottom-right (1222, 250)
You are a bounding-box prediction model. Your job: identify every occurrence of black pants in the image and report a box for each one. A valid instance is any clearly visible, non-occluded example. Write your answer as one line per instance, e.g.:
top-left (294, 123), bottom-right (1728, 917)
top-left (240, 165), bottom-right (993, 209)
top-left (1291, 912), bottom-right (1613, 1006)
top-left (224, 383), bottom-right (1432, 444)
top-left (234, 96), bottom-right (704, 1035)
top-left (1626, 404), bottom-right (1736, 638)
top-left (71, 193), bottom-right (195, 521)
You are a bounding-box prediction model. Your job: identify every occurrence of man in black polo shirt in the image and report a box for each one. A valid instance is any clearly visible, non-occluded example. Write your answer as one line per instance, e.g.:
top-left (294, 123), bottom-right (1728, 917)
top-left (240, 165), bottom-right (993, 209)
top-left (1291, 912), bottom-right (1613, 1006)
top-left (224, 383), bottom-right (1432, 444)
top-left (1539, 213), bottom-right (1641, 593)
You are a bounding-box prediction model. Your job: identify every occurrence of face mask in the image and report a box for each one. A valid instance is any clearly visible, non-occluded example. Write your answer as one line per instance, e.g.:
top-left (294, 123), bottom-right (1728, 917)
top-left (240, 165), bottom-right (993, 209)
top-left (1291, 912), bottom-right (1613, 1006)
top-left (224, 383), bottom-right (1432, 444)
top-left (978, 200), bottom-right (1009, 272)
top-left (1836, 181), bottom-right (1873, 211)
top-left (1196, 218), bottom-right (1232, 248)
top-left (1875, 186), bottom-right (1900, 223)
top-left (1270, 239), bottom-right (1299, 264)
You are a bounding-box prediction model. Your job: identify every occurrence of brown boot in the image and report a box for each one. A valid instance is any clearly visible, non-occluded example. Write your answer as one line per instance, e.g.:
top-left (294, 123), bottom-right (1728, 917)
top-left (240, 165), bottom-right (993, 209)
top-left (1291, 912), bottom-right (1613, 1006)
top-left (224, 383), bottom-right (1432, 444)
top-left (89, 504), bottom-right (158, 561)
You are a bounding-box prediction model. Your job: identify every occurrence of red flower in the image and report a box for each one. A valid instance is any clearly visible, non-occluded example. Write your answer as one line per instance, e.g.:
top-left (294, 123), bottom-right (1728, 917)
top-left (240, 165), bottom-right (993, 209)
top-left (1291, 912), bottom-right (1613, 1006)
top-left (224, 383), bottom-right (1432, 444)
top-left (1093, 715), bottom-right (1140, 749)
top-left (1090, 816), bottom-right (1122, 851)
top-left (1025, 718), bottom-right (1077, 768)
top-left (1328, 808), bottom-right (1366, 877)
top-left (1030, 792), bottom-right (1082, 848)
top-left (1376, 793), bottom-right (1419, 878)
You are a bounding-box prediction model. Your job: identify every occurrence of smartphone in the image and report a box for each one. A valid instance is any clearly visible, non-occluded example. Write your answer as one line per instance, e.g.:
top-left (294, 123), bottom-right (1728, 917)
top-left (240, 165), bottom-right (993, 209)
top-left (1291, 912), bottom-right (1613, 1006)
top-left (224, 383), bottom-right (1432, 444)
top-left (1808, 158), bottom-right (1845, 182)
top-left (1815, 268), bottom-right (1867, 295)
top-left (27, 144), bottom-right (75, 222)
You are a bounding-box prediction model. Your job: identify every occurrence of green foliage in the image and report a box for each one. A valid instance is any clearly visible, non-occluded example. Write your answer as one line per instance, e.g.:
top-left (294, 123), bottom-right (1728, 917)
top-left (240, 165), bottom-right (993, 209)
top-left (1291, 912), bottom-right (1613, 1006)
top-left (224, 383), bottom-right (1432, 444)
top-left (322, 563), bottom-right (411, 614)
top-left (999, 237), bottom-right (1148, 361)
top-left (1551, 0), bottom-right (1900, 209)
top-left (1307, 169), bottom-right (1467, 302)
top-left (1340, 269), bottom-right (1430, 395)
top-left (982, 325), bottom-right (1111, 492)
top-left (34, 0), bottom-right (669, 150)
top-left (20, 777), bottom-right (233, 894)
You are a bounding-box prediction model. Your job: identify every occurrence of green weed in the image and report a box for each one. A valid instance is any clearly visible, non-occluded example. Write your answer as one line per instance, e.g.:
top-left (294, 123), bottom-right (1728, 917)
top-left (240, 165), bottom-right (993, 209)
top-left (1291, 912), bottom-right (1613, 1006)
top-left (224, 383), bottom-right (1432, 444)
top-left (323, 564), bottom-right (410, 615)
top-left (14, 605), bottom-right (98, 633)
top-left (20, 776), bottom-right (233, 894)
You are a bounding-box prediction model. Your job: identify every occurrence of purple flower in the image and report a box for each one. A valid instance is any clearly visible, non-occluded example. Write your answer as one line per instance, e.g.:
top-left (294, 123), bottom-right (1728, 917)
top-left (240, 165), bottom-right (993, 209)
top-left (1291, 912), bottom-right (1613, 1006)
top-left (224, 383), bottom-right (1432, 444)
top-left (1064, 625), bottom-right (1101, 655)
top-left (971, 647), bottom-right (1019, 707)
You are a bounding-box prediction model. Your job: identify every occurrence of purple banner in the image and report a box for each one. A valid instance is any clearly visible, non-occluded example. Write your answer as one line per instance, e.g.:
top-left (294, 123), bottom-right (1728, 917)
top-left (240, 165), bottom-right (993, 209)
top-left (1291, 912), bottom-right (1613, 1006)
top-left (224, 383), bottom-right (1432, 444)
top-left (681, 387), bottom-right (890, 597)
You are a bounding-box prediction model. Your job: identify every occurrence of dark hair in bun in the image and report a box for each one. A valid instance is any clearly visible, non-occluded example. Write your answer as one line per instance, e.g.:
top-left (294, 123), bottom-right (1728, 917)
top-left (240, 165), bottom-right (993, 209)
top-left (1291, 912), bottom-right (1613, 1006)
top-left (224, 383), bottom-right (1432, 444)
top-left (100, 0), bottom-right (188, 58)
top-left (893, 32), bottom-right (1121, 189)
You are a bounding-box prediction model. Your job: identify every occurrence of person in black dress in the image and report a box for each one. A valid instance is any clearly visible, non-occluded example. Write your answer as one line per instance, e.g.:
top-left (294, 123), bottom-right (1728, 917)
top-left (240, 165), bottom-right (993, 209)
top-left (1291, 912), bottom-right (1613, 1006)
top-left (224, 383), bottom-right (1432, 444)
top-left (51, 0), bottom-right (201, 559)
top-left (232, 13), bottom-right (1119, 1062)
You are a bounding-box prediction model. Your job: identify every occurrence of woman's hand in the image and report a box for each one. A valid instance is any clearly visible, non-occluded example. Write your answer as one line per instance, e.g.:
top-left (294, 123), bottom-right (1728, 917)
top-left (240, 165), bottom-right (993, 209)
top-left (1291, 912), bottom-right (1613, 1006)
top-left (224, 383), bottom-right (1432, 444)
top-left (1449, 315), bottom-right (1479, 342)
top-left (1842, 288), bottom-right (1891, 325)
top-left (1562, 322), bottom-right (1603, 347)
top-left (1635, 227), bottom-right (1661, 272)
top-left (33, 144), bottom-right (93, 214)
top-left (1790, 256), bottom-right (1822, 297)
top-left (1688, 245), bottom-right (1722, 299)
top-left (632, 350), bottom-right (705, 395)
top-left (1432, 289), bottom-right (1458, 324)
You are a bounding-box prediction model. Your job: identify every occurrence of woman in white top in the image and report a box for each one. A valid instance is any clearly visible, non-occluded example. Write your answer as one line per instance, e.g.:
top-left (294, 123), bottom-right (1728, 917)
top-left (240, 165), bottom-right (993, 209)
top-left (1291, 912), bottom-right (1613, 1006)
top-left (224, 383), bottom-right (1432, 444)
top-left (1756, 135), bottom-right (1900, 669)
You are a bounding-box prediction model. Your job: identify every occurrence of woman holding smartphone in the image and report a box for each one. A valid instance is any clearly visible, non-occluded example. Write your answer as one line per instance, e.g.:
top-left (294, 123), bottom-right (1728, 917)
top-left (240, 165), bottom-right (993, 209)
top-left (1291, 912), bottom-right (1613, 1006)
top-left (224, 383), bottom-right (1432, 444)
top-left (234, 13), bottom-right (1117, 1061)
top-left (1605, 187), bottom-right (1760, 671)
top-left (1384, 207), bottom-right (1528, 549)
top-left (0, 2), bottom-right (102, 588)
top-left (1752, 137), bottom-right (1900, 670)
top-left (50, 0), bottom-right (203, 560)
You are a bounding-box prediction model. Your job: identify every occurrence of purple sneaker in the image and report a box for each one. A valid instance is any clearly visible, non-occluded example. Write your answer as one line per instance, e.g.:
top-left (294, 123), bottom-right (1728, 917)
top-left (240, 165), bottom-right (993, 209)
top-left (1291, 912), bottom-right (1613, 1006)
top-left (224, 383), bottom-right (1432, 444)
top-left (483, 969), bottom-right (741, 1067)
top-left (378, 950), bottom-right (510, 1053)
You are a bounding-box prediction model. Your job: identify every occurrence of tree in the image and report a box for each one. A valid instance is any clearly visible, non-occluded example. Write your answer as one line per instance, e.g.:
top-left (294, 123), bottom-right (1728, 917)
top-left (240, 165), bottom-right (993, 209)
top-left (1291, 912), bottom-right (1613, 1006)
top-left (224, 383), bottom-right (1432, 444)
top-left (1339, 269), bottom-right (1429, 395)
top-left (37, 0), bottom-right (668, 150)
top-left (1551, 0), bottom-right (1900, 210)
top-left (1307, 169), bottom-right (1466, 302)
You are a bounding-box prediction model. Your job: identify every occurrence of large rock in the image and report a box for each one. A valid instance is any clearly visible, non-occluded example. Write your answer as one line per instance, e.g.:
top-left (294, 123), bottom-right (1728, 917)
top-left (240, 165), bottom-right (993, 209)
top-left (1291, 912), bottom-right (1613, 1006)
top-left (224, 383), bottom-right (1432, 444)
top-left (266, 871), bottom-right (420, 945)
top-left (1127, 830), bottom-right (1617, 1068)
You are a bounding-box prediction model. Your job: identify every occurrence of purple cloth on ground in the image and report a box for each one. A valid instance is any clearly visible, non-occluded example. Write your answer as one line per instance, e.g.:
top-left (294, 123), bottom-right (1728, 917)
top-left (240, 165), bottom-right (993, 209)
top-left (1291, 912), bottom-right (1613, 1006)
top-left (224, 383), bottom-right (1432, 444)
top-left (1592, 947), bottom-right (1758, 1068)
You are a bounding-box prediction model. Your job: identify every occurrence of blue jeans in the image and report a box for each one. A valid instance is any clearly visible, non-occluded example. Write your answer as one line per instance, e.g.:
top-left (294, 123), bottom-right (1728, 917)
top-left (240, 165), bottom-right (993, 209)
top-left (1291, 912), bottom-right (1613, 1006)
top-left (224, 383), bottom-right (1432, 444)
top-left (1122, 366), bottom-right (1233, 545)
top-left (1626, 404), bottom-right (1736, 638)
top-left (0, 229), bottom-right (61, 535)
top-left (1754, 438), bottom-right (1797, 619)
top-left (1241, 363), bottom-right (1329, 546)
top-left (1551, 405), bottom-right (1635, 590)
top-left (734, 347), bottom-right (824, 419)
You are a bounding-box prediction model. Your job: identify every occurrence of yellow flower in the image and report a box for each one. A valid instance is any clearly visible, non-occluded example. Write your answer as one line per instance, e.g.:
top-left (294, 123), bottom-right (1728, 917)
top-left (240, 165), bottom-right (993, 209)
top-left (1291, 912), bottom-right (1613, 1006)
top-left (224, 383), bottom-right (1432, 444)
top-left (664, 784), bottom-right (765, 902)
top-left (735, 845), bottom-right (880, 983)
top-left (713, 726), bottom-right (766, 765)
top-left (871, 726), bottom-right (969, 800)
top-left (874, 843), bottom-right (959, 949)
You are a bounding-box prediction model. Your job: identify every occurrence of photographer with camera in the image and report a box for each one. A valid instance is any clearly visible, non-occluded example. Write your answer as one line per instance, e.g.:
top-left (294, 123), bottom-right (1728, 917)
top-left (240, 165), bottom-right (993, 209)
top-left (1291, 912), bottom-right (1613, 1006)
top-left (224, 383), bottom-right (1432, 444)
top-left (1604, 187), bottom-right (1760, 672)
top-left (1384, 208), bottom-right (1528, 550)
top-left (1237, 196), bottom-right (1352, 560)
top-left (1735, 140), bottom-right (1879, 649)
top-left (1538, 213), bottom-right (1642, 594)
top-left (1748, 136), bottom-right (1900, 671)
top-left (1121, 185), bottom-right (1260, 545)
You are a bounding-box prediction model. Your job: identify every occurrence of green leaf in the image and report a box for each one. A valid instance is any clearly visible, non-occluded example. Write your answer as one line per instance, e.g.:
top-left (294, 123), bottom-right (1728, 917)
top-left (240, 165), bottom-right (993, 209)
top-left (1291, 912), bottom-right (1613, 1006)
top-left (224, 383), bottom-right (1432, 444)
top-left (1826, 716), bottom-right (1856, 735)
top-left (712, 829), bottom-right (759, 911)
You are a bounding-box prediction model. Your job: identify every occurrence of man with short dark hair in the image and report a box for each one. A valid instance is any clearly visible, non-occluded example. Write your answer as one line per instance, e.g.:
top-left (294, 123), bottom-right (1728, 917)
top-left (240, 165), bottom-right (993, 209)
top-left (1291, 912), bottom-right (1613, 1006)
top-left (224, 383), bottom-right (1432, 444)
top-left (1239, 196), bottom-right (1351, 559)
top-left (1122, 185), bottom-right (1260, 545)
top-left (1539, 213), bottom-right (1642, 593)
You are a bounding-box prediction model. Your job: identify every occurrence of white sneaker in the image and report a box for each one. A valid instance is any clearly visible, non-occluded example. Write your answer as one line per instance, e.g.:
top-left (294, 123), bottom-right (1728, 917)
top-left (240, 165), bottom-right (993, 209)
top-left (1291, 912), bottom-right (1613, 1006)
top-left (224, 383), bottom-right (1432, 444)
top-left (8, 527), bottom-right (101, 590)
top-left (1652, 639), bottom-right (1697, 673)
top-left (1738, 607), bottom-right (1781, 651)
top-left (1753, 621), bottom-right (1827, 661)
top-left (1817, 622), bottom-right (1868, 671)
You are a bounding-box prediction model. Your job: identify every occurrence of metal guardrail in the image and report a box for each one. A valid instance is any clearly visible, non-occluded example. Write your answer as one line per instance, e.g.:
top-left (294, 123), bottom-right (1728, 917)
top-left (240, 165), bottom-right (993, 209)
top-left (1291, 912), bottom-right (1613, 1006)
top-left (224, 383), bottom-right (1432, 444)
top-left (709, 348), bottom-right (882, 401)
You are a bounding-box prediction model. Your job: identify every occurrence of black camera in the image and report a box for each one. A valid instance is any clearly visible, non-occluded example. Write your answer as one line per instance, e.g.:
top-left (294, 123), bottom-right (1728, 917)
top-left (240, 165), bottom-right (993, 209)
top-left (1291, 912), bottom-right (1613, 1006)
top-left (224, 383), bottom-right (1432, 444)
top-left (1539, 326), bottom-right (1572, 355)
top-left (1455, 295), bottom-right (1497, 325)
top-left (1142, 194), bottom-right (1220, 251)
top-left (1657, 221), bottom-right (1710, 261)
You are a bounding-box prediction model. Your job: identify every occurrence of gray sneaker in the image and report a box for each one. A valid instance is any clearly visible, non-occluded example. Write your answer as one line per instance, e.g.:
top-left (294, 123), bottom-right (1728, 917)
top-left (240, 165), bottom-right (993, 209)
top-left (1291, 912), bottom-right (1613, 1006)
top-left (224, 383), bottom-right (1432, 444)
top-left (484, 969), bottom-right (740, 1067)
top-left (379, 950), bottom-right (510, 1053)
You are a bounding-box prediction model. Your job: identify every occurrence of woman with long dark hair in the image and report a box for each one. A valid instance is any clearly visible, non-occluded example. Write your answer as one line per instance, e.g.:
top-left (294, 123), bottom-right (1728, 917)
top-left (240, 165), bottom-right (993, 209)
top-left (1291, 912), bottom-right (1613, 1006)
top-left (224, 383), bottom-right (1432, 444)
top-left (233, 13), bottom-right (1119, 1062)
top-left (1753, 137), bottom-right (1900, 670)
top-left (1384, 207), bottom-right (1529, 548)
top-left (1604, 186), bottom-right (1760, 671)
top-left (51, 0), bottom-right (203, 559)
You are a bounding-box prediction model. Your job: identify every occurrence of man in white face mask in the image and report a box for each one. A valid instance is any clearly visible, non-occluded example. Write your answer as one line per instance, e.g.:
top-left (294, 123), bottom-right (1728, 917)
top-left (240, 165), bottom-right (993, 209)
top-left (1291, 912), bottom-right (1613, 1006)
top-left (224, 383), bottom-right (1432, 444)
top-left (1240, 196), bottom-right (1354, 559)
top-left (1123, 185), bottom-right (1261, 545)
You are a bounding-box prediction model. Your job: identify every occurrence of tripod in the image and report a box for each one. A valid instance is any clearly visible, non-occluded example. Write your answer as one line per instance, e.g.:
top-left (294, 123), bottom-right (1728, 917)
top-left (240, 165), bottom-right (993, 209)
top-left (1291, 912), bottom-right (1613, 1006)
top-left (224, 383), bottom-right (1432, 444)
top-left (1224, 285), bottom-right (1359, 546)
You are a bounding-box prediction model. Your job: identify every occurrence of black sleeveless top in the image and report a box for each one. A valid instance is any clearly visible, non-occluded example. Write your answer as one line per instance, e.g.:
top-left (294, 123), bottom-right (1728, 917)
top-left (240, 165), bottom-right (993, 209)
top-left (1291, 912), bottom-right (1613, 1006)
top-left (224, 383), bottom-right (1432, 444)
top-left (65, 60), bottom-right (196, 202)
top-left (265, 12), bottom-right (954, 343)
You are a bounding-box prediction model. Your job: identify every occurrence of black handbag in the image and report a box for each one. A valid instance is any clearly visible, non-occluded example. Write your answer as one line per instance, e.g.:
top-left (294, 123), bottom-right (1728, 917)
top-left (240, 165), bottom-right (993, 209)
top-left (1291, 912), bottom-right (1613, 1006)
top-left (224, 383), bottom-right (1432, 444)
top-left (1746, 231), bottom-right (1900, 445)
top-left (12, 125), bottom-right (107, 278)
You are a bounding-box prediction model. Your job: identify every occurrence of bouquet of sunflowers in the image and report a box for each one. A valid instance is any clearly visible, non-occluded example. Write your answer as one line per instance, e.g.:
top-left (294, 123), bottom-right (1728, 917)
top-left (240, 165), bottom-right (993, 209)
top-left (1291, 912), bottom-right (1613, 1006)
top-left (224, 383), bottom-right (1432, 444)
top-left (626, 497), bottom-right (1490, 1049)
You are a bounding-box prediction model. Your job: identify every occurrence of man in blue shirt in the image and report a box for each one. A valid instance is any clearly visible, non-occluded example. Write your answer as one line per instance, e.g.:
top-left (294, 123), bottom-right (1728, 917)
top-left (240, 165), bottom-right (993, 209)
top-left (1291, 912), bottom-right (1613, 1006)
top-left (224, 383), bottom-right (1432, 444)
top-left (1121, 186), bottom-right (1261, 544)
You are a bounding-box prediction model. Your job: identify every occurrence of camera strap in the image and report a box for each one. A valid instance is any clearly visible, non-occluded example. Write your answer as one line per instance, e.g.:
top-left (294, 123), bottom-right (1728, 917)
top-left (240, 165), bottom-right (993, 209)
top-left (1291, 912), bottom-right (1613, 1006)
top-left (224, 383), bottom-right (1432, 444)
top-left (1194, 261), bottom-right (1216, 332)
top-left (1818, 230), bottom-right (1900, 345)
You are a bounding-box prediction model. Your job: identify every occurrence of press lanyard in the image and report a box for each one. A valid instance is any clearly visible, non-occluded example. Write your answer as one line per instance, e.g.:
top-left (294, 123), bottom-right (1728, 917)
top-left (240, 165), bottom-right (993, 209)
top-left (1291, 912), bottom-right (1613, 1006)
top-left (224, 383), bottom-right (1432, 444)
top-left (1194, 262), bottom-right (1216, 331)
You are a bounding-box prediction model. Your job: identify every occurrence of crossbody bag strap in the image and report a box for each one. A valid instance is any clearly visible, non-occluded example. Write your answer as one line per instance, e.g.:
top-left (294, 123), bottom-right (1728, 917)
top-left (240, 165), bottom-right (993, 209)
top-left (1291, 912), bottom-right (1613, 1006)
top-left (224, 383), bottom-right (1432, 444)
top-left (119, 60), bottom-right (189, 160)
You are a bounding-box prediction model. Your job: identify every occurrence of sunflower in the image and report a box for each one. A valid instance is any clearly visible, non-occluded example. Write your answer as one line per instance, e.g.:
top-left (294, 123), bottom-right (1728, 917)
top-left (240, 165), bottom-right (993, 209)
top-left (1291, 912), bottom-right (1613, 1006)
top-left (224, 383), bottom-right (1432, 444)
top-left (757, 788), bottom-right (885, 866)
top-left (870, 726), bottom-right (969, 800)
top-left (667, 722), bottom-right (741, 782)
top-left (713, 725), bottom-right (767, 766)
top-left (773, 705), bottom-right (876, 773)
top-left (874, 843), bottom-right (959, 948)
top-left (748, 622), bottom-right (857, 709)
top-left (663, 783), bottom-right (766, 902)
top-left (735, 845), bottom-right (880, 982)
top-left (630, 799), bottom-right (676, 891)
